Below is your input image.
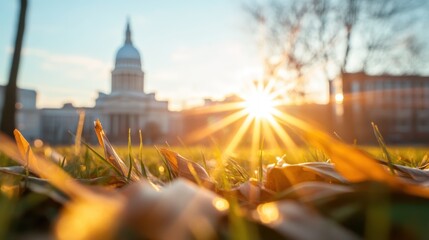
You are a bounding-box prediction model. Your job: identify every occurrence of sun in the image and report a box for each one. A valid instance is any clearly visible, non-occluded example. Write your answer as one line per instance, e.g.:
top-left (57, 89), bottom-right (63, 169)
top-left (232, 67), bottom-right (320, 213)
top-left (187, 78), bottom-right (302, 159)
top-left (242, 89), bottom-right (276, 119)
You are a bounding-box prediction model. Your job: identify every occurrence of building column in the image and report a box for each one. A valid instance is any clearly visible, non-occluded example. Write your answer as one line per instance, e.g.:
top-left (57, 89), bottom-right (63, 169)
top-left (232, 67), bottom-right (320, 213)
top-left (113, 114), bottom-right (119, 137)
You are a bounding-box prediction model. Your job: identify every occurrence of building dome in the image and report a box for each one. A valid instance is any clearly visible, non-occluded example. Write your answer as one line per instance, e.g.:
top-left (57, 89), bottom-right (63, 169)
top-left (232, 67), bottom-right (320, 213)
top-left (115, 21), bottom-right (142, 69)
top-left (111, 19), bottom-right (145, 93)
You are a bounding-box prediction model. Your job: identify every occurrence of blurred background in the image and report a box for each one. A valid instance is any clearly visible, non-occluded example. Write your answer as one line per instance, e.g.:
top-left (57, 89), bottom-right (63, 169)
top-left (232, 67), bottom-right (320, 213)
top-left (1, 0), bottom-right (428, 146)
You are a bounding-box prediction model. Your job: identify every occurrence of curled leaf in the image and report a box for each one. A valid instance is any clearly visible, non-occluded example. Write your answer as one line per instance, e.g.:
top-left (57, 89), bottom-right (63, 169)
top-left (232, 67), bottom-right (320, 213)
top-left (0, 166), bottom-right (68, 202)
top-left (94, 120), bottom-right (139, 181)
top-left (309, 133), bottom-right (398, 184)
top-left (55, 192), bottom-right (125, 240)
top-left (254, 201), bottom-right (360, 240)
top-left (265, 162), bottom-right (347, 192)
top-left (121, 179), bottom-right (227, 240)
top-left (376, 161), bottom-right (429, 183)
top-left (11, 130), bottom-right (92, 199)
top-left (226, 179), bottom-right (275, 206)
top-left (274, 182), bottom-right (353, 202)
top-left (160, 148), bottom-right (214, 188)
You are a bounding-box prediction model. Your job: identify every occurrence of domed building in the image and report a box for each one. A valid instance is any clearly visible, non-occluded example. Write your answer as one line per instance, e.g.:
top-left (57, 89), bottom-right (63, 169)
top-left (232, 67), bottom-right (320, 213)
top-left (32, 20), bottom-right (181, 144)
top-left (94, 20), bottom-right (173, 143)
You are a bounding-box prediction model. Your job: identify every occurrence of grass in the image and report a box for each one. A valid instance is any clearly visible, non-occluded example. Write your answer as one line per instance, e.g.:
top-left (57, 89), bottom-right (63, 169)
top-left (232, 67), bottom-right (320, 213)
top-left (2, 144), bottom-right (428, 180)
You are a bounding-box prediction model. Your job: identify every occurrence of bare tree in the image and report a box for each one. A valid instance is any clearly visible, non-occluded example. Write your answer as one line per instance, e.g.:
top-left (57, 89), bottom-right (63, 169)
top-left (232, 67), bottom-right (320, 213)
top-left (244, 0), bottom-right (426, 102)
top-left (1, 0), bottom-right (28, 137)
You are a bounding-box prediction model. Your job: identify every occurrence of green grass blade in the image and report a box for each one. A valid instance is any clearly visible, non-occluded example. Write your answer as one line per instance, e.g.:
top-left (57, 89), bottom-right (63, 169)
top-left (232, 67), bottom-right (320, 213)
top-left (372, 122), bottom-right (395, 175)
top-left (68, 130), bottom-right (124, 178)
top-left (126, 128), bottom-right (133, 182)
top-left (139, 129), bottom-right (148, 178)
top-left (84, 141), bottom-right (123, 178)
top-left (59, 156), bottom-right (67, 168)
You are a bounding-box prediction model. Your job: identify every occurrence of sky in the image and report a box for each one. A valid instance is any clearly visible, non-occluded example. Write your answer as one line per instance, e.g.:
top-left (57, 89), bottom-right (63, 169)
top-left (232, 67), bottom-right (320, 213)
top-left (0, 0), bottom-right (268, 110)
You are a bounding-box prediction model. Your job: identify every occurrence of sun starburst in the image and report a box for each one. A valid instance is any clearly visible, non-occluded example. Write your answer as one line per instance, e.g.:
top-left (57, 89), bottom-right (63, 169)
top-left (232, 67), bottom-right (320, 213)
top-left (185, 78), bottom-right (305, 177)
top-left (242, 87), bottom-right (276, 119)
top-left (190, 78), bottom-right (294, 148)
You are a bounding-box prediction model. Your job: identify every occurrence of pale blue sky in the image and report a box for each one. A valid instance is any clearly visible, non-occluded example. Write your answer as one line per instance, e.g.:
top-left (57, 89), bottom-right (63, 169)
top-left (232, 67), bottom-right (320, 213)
top-left (0, 0), bottom-right (263, 110)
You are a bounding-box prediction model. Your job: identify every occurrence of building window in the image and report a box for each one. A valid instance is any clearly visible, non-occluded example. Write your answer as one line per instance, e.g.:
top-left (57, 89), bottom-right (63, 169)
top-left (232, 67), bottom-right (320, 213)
top-left (417, 110), bottom-right (429, 132)
top-left (424, 85), bottom-right (429, 107)
top-left (351, 81), bottom-right (360, 92)
top-left (418, 120), bottom-right (429, 132)
top-left (365, 82), bottom-right (373, 91)
top-left (396, 118), bottom-right (412, 132)
top-left (384, 80), bottom-right (393, 89)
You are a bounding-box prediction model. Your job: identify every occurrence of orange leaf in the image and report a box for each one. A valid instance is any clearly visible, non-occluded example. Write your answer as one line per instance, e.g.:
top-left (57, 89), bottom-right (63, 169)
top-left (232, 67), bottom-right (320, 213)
top-left (265, 162), bottom-right (347, 192)
top-left (10, 130), bottom-right (92, 199)
top-left (93, 120), bottom-right (139, 181)
top-left (233, 179), bottom-right (275, 205)
top-left (160, 148), bottom-right (214, 188)
top-left (121, 179), bottom-right (227, 240)
top-left (303, 130), bottom-right (396, 184)
top-left (255, 201), bottom-right (360, 239)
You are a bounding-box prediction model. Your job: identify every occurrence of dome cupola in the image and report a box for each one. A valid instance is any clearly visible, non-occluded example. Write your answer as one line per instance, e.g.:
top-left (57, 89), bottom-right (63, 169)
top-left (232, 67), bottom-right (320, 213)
top-left (115, 20), bottom-right (142, 69)
top-left (111, 19), bottom-right (145, 93)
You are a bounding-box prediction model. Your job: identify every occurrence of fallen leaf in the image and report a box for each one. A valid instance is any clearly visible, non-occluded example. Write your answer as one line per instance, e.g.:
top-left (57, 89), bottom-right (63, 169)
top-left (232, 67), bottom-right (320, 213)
top-left (274, 181), bottom-right (353, 202)
top-left (94, 120), bottom-right (140, 181)
top-left (160, 148), bottom-right (215, 188)
top-left (221, 179), bottom-right (275, 206)
top-left (376, 160), bottom-right (429, 183)
top-left (55, 192), bottom-right (125, 240)
top-left (254, 201), bottom-right (360, 240)
top-left (121, 179), bottom-right (227, 240)
top-left (10, 130), bottom-right (92, 199)
top-left (265, 162), bottom-right (347, 192)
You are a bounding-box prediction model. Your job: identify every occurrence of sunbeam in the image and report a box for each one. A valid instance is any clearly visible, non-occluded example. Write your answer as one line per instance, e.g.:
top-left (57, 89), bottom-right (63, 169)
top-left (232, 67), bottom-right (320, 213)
top-left (187, 109), bottom-right (249, 142)
top-left (187, 78), bottom-right (300, 174)
top-left (225, 115), bottom-right (254, 154)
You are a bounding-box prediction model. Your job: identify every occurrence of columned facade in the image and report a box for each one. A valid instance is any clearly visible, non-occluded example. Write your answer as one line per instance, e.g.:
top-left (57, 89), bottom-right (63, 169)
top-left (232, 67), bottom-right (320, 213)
top-left (94, 20), bottom-right (171, 143)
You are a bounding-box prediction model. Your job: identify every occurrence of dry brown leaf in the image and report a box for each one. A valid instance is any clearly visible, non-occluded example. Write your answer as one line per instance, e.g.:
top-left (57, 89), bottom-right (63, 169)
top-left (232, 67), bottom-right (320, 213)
top-left (160, 148), bottom-right (214, 188)
top-left (381, 163), bottom-right (429, 183)
top-left (94, 120), bottom-right (139, 181)
top-left (11, 130), bottom-right (92, 199)
top-left (254, 201), bottom-right (360, 240)
top-left (271, 112), bottom-right (397, 184)
top-left (0, 166), bottom-right (68, 202)
top-left (274, 182), bottom-right (353, 202)
top-left (55, 191), bottom-right (125, 240)
top-left (121, 179), bottom-right (228, 240)
top-left (301, 128), bottom-right (429, 199)
top-left (221, 179), bottom-right (275, 206)
top-left (265, 162), bottom-right (347, 192)
top-left (309, 132), bottom-right (398, 185)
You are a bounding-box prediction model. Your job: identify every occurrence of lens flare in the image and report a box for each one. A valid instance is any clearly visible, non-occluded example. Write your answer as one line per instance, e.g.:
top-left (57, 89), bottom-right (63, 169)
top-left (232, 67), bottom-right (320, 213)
top-left (212, 197), bottom-right (230, 212)
top-left (257, 202), bottom-right (281, 224)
